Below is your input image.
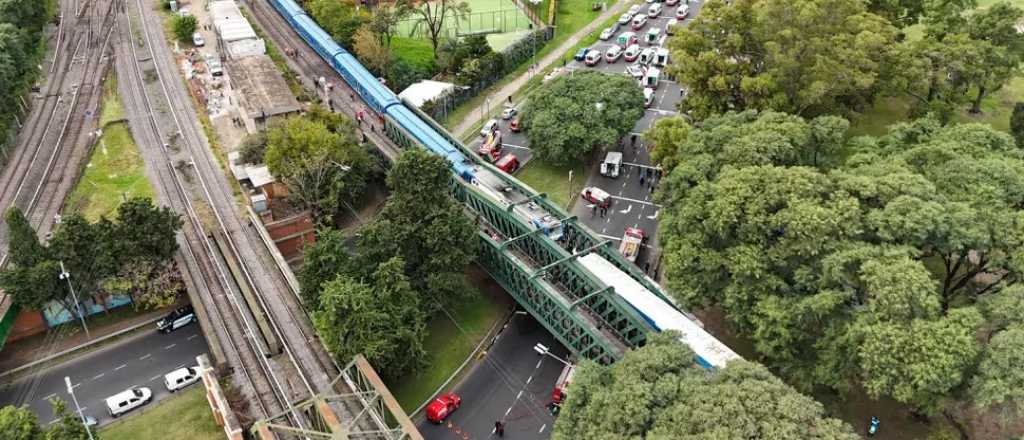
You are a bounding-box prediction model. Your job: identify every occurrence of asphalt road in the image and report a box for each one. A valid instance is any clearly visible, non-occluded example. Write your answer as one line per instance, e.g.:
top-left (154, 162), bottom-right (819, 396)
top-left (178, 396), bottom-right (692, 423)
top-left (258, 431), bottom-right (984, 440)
top-left (418, 313), bottom-right (569, 440)
top-left (0, 323), bottom-right (208, 427)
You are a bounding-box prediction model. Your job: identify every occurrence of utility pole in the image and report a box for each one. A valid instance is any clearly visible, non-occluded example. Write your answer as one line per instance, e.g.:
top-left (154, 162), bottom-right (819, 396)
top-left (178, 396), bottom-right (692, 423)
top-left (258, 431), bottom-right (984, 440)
top-left (65, 376), bottom-right (96, 440)
top-left (58, 261), bottom-right (90, 338)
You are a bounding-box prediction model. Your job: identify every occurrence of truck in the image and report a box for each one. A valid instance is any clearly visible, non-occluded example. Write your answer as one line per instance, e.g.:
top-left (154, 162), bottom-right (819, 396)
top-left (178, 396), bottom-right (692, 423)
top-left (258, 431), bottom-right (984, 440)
top-left (549, 363), bottom-right (576, 415)
top-left (618, 227), bottom-right (645, 263)
top-left (600, 151), bottom-right (623, 178)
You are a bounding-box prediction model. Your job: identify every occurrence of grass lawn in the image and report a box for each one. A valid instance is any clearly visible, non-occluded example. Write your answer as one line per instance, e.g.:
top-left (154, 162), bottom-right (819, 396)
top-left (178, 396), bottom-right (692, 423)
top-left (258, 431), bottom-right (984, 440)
top-left (514, 159), bottom-right (585, 208)
top-left (65, 74), bottom-right (155, 221)
top-left (387, 284), bottom-right (504, 413)
top-left (100, 387), bottom-right (222, 440)
top-left (444, 0), bottom-right (624, 135)
top-left (392, 36), bottom-right (436, 73)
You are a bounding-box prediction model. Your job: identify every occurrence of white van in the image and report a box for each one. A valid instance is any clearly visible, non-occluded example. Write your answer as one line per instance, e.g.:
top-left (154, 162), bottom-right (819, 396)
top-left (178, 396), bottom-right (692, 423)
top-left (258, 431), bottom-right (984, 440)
top-left (638, 48), bottom-right (657, 66)
top-left (164, 366), bottom-right (201, 392)
top-left (644, 67), bottom-right (662, 89)
top-left (601, 152), bottom-right (623, 177)
top-left (106, 387), bottom-right (152, 417)
top-left (644, 87), bottom-right (656, 107)
top-left (654, 48), bottom-right (670, 67)
top-left (480, 119), bottom-right (499, 137)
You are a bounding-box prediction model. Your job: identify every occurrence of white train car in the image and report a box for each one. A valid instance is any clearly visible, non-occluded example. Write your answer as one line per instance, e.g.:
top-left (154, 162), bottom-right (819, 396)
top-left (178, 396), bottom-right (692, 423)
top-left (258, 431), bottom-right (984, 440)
top-left (578, 253), bottom-right (741, 368)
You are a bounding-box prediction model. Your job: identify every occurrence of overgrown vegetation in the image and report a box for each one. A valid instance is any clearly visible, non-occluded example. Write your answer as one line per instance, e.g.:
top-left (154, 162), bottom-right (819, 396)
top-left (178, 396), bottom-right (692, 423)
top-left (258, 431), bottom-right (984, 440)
top-left (1, 398), bottom-right (97, 440)
top-left (0, 0), bottom-right (55, 157)
top-left (170, 14), bottom-right (197, 43)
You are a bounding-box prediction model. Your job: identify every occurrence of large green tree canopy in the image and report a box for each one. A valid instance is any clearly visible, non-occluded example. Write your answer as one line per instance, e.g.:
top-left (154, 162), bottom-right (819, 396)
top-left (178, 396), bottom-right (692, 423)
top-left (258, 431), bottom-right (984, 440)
top-left (653, 112), bottom-right (1024, 411)
top-left (520, 71), bottom-right (644, 165)
top-left (553, 333), bottom-right (858, 439)
top-left (668, 0), bottom-right (898, 119)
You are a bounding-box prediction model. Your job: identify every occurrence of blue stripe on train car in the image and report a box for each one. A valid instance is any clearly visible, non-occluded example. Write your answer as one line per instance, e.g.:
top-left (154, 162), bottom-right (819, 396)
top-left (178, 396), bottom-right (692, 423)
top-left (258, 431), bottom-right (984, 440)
top-left (294, 14), bottom-right (343, 61)
top-left (333, 54), bottom-right (399, 113)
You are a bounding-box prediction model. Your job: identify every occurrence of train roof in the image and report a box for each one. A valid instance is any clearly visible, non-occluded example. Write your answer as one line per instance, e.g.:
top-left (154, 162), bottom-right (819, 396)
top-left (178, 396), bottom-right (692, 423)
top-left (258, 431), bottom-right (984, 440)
top-left (578, 253), bottom-right (742, 368)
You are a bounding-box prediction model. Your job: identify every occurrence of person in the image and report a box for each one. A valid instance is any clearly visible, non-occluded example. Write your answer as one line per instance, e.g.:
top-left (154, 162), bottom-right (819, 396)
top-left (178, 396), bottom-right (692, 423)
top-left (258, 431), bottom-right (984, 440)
top-left (507, 95), bottom-right (512, 104)
top-left (495, 420), bottom-right (505, 437)
top-left (867, 416), bottom-right (880, 437)
top-left (631, 134), bottom-right (637, 146)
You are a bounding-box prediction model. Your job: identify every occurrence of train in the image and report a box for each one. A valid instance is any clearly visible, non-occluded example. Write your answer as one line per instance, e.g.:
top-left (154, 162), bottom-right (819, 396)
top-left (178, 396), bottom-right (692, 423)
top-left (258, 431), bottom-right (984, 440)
top-left (266, 0), bottom-right (740, 368)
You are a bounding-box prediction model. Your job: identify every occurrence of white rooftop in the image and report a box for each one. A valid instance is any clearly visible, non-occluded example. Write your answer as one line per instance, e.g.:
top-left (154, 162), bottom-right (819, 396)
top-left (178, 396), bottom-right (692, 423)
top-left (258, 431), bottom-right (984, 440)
top-left (398, 80), bottom-right (456, 108)
top-left (211, 0), bottom-right (258, 43)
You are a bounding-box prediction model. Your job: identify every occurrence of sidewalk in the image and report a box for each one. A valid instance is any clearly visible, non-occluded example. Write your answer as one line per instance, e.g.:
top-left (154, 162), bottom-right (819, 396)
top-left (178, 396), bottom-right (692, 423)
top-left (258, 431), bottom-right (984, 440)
top-left (0, 305), bottom-right (173, 374)
top-left (450, 0), bottom-right (633, 138)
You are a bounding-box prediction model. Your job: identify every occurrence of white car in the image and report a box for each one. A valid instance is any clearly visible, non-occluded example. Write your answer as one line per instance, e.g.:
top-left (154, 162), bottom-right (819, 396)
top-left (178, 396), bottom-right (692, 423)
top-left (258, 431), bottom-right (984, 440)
top-left (165, 366), bottom-right (201, 392)
top-left (648, 3), bottom-right (663, 17)
top-left (192, 32), bottom-right (205, 47)
top-left (628, 4), bottom-right (643, 15)
top-left (666, 18), bottom-right (679, 35)
top-left (626, 64), bottom-right (646, 81)
top-left (618, 12), bottom-right (633, 25)
top-left (106, 387), bottom-right (152, 418)
top-left (480, 119), bottom-right (499, 137)
top-left (605, 45), bottom-right (624, 63)
top-left (600, 27), bottom-right (615, 40)
top-left (501, 107), bottom-right (518, 120)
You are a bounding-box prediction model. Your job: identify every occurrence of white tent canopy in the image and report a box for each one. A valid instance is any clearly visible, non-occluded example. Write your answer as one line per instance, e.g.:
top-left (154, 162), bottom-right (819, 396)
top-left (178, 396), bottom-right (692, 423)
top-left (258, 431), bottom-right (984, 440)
top-left (398, 80), bottom-right (456, 108)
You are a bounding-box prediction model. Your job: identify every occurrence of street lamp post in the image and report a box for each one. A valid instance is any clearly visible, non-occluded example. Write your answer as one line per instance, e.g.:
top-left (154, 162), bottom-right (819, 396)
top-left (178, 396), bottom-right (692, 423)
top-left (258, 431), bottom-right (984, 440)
top-left (58, 261), bottom-right (90, 338)
top-left (533, 343), bottom-right (572, 366)
top-left (566, 170), bottom-right (574, 209)
top-left (64, 376), bottom-right (95, 440)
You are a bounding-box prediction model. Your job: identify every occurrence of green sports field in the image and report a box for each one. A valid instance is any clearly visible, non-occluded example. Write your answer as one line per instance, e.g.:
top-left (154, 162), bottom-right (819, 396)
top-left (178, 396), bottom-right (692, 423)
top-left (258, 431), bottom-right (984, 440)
top-left (396, 0), bottom-right (533, 51)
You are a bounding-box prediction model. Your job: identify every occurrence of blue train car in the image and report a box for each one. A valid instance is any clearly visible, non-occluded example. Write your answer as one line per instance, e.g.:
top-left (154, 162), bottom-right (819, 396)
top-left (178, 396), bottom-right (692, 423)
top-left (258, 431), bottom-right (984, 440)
top-left (271, 0), bottom-right (305, 22)
top-left (293, 14), bottom-right (343, 62)
top-left (389, 106), bottom-right (475, 181)
top-left (332, 53), bottom-right (399, 113)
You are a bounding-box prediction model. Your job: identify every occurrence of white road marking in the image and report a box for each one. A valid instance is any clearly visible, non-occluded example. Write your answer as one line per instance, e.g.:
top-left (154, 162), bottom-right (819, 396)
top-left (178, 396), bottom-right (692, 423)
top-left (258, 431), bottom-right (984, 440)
top-left (647, 210), bottom-right (659, 220)
top-left (501, 143), bottom-right (531, 150)
top-left (535, 359), bottom-right (543, 369)
top-left (623, 161), bottom-right (660, 170)
top-left (611, 195), bottom-right (661, 207)
top-left (72, 383), bottom-right (81, 389)
top-left (516, 390), bottom-right (524, 399)
top-left (149, 375), bottom-right (162, 382)
top-left (164, 344), bottom-right (176, 350)
top-left (48, 419), bottom-right (60, 425)
top-left (526, 375), bottom-right (533, 384)
top-left (619, 205), bottom-right (633, 214)
top-left (92, 373), bottom-right (104, 380)
top-left (114, 364), bottom-right (127, 371)
top-left (139, 354), bottom-right (151, 360)
top-left (540, 424), bottom-right (547, 433)
top-left (42, 393), bottom-right (56, 401)
top-left (505, 406), bottom-right (513, 416)
top-left (187, 334), bottom-right (198, 340)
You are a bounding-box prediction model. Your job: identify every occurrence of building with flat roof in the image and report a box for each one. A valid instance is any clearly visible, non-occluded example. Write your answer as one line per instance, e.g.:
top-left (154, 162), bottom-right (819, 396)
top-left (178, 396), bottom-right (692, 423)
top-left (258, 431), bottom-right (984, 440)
top-left (210, 0), bottom-right (265, 58)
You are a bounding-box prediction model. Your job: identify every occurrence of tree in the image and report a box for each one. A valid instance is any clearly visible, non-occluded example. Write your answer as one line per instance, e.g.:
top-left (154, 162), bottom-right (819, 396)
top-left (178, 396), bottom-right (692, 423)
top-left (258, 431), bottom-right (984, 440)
top-left (369, 3), bottom-right (407, 48)
top-left (0, 405), bottom-right (41, 440)
top-left (113, 197), bottom-right (182, 265)
top-left (45, 399), bottom-right (93, 440)
top-left (520, 71), bottom-right (644, 165)
top-left (643, 116), bottom-right (688, 171)
top-left (49, 214), bottom-right (120, 310)
top-left (103, 260), bottom-right (183, 311)
top-left (5, 207), bottom-right (47, 268)
top-left (264, 115), bottom-right (371, 222)
top-left (552, 333), bottom-right (859, 439)
top-left (867, 0), bottom-right (926, 27)
top-left (971, 326), bottom-right (1024, 414)
top-left (238, 131), bottom-right (268, 164)
top-left (306, 0), bottom-right (367, 50)
top-left (355, 149), bottom-right (476, 310)
top-left (398, 0), bottom-right (470, 58)
top-left (171, 15), bottom-right (197, 43)
top-left (668, 0), bottom-right (897, 119)
top-left (353, 26), bottom-right (391, 76)
top-left (311, 257), bottom-right (427, 380)
top-left (297, 229), bottom-right (353, 310)
top-left (1011, 102), bottom-right (1024, 147)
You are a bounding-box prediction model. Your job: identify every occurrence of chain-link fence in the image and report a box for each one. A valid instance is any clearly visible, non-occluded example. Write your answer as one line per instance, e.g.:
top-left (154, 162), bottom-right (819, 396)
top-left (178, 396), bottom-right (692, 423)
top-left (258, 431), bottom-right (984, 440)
top-left (397, 9), bottom-right (534, 39)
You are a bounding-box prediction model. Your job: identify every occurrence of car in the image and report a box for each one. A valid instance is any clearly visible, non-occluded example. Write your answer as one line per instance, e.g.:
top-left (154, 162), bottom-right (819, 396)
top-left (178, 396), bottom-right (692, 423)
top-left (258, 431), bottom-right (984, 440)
top-left (105, 387), bottom-right (152, 418)
top-left (645, 27), bottom-right (662, 45)
top-left (676, 5), bottom-right (690, 19)
top-left (644, 87), bottom-right (656, 107)
top-left (205, 54), bottom-right (223, 77)
top-left (82, 416), bottom-right (98, 428)
top-left (510, 118), bottom-right (521, 132)
top-left (617, 31), bottom-right (638, 48)
top-left (501, 107), bottom-right (518, 120)
top-left (192, 32), bottom-right (205, 47)
top-left (581, 187), bottom-right (612, 208)
top-left (626, 64), bottom-right (645, 80)
top-left (624, 44), bottom-right (642, 62)
top-left (631, 14), bottom-right (648, 30)
top-left (628, 4), bottom-right (643, 15)
top-left (574, 47), bottom-right (590, 61)
top-left (618, 12), bottom-right (633, 25)
top-left (600, 27), bottom-right (615, 40)
top-left (157, 305), bottom-right (196, 333)
top-left (605, 45), bottom-right (624, 63)
top-left (667, 0), bottom-right (679, 5)
top-left (666, 18), bottom-right (679, 35)
top-left (496, 154), bottom-right (520, 173)
top-left (639, 48), bottom-right (657, 66)
top-left (165, 366), bottom-right (201, 392)
top-left (426, 393), bottom-right (461, 424)
top-left (648, 3), bottom-right (663, 17)
top-left (480, 119), bottom-right (499, 137)
top-left (584, 49), bottom-right (603, 66)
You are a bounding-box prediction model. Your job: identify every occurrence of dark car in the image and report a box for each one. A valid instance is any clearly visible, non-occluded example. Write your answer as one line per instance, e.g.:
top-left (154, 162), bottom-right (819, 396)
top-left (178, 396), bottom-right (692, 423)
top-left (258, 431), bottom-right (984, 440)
top-left (573, 47), bottom-right (591, 61)
top-left (157, 305), bottom-right (196, 333)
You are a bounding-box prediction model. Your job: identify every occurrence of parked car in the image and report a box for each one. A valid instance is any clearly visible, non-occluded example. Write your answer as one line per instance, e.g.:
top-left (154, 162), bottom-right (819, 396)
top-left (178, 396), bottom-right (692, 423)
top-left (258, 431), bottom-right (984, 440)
top-left (624, 44), bottom-right (642, 62)
top-left (600, 27), bottom-right (615, 40)
top-left (618, 12), bottom-right (633, 25)
top-left (205, 54), bottom-right (223, 77)
top-left (605, 45), bottom-right (624, 63)
top-left (574, 47), bottom-right (590, 61)
top-left (164, 366), bottom-right (201, 392)
top-left (480, 119), bottom-right (499, 137)
top-left (676, 5), bottom-right (690, 19)
top-left (648, 3), bottom-right (663, 17)
top-left (510, 118), bottom-right (521, 132)
top-left (631, 14), bottom-right (648, 30)
top-left (496, 154), bottom-right (520, 173)
top-left (666, 18), bottom-right (679, 35)
top-left (581, 187), bottom-right (612, 208)
top-left (426, 393), bottom-right (462, 424)
top-left (667, 0), bottom-right (679, 5)
top-left (645, 27), bottom-right (662, 45)
top-left (628, 4), bottom-right (643, 15)
top-left (626, 64), bottom-right (646, 80)
top-left (192, 32), bottom-right (205, 47)
top-left (617, 31), bottom-right (638, 48)
top-left (644, 87), bottom-right (656, 107)
top-left (157, 305), bottom-right (196, 333)
top-left (501, 107), bottom-right (518, 120)
top-left (105, 387), bottom-right (152, 418)
top-left (585, 49), bottom-right (603, 66)
top-left (638, 48), bottom-right (657, 66)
